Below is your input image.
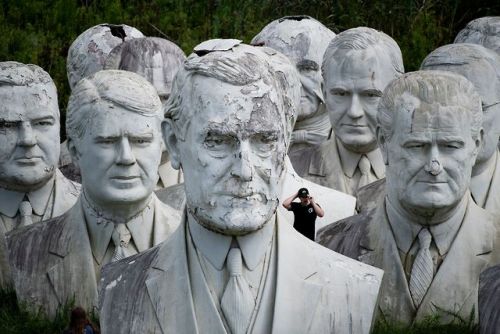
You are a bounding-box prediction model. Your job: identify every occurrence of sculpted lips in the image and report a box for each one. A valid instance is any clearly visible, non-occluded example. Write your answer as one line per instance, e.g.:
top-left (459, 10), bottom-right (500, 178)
top-left (110, 175), bottom-right (140, 180)
top-left (16, 156), bottom-right (42, 164)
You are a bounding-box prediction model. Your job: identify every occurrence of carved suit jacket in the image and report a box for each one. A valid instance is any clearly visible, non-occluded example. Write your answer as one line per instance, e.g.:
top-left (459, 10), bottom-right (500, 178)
top-left (479, 264), bottom-right (500, 334)
top-left (0, 169), bottom-right (80, 290)
top-left (99, 210), bottom-right (383, 334)
top-left (6, 194), bottom-right (181, 318)
top-left (317, 196), bottom-right (498, 325)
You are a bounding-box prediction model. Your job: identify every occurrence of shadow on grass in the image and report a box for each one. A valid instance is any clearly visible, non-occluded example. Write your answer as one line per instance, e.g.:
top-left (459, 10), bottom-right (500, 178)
top-left (0, 289), bottom-right (99, 334)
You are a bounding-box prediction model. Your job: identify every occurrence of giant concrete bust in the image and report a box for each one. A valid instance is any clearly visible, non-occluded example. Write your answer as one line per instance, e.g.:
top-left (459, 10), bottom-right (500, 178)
top-left (6, 70), bottom-right (180, 318)
top-left (251, 16), bottom-right (336, 165)
top-left (296, 27), bottom-right (404, 195)
top-left (66, 23), bottom-right (143, 90)
top-left (105, 36), bottom-right (187, 188)
top-left (0, 62), bottom-right (80, 288)
top-left (421, 43), bottom-right (500, 213)
top-left (99, 40), bottom-right (382, 334)
top-left (318, 71), bottom-right (499, 325)
top-left (455, 17), bottom-right (500, 55)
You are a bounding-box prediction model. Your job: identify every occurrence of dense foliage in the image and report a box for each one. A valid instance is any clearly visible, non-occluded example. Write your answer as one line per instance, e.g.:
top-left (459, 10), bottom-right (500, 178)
top-left (1, 0), bottom-right (499, 125)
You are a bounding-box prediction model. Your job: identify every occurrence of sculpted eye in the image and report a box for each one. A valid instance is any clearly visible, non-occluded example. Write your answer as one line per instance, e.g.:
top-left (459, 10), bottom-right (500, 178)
top-left (0, 121), bottom-right (18, 129)
top-left (204, 133), bottom-right (236, 151)
top-left (363, 90), bottom-right (382, 98)
top-left (404, 143), bottom-right (425, 149)
top-left (33, 120), bottom-right (53, 126)
top-left (331, 89), bottom-right (349, 97)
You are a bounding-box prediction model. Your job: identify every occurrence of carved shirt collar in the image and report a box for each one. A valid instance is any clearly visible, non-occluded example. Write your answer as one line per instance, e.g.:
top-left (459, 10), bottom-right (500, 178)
top-left (386, 195), bottom-right (468, 256)
top-left (336, 138), bottom-right (385, 178)
top-left (0, 176), bottom-right (55, 217)
top-left (82, 192), bottom-right (155, 264)
top-left (187, 214), bottom-right (275, 271)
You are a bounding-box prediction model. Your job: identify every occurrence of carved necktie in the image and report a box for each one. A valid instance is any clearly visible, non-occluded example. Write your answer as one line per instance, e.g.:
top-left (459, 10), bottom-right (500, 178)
top-left (409, 228), bottom-right (433, 308)
top-left (358, 155), bottom-right (374, 188)
top-left (18, 200), bottom-right (33, 227)
top-left (111, 223), bottom-right (133, 262)
top-left (221, 248), bottom-right (255, 334)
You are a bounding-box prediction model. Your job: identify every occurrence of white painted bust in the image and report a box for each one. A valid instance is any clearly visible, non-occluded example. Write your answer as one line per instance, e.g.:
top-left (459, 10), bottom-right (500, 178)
top-left (421, 43), bottom-right (500, 213)
top-left (6, 70), bottom-right (180, 318)
top-left (455, 17), bottom-right (500, 55)
top-left (99, 40), bottom-right (382, 334)
top-left (105, 36), bottom-right (187, 189)
top-left (66, 23), bottom-right (143, 90)
top-left (318, 71), bottom-right (498, 325)
top-left (251, 16), bottom-right (336, 164)
top-left (296, 27), bottom-right (404, 195)
top-left (0, 62), bottom-right (80, 289)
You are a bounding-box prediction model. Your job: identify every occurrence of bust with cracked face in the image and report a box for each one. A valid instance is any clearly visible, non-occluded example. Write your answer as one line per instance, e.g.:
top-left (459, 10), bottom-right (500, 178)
top-left (0, 62), bottom-right (60, 192)
top-left (323, 27), bottom-right (404, 154)
top-left (163, 42), bottom-right (295, 235)
top-left (378, 71), bottom-right (483, 221)
top-left (251, 16), bottom-right (336, 156)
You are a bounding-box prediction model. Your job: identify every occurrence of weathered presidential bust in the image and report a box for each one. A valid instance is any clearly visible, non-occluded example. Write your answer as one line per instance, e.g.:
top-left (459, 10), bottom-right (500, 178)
top-left (66, 23), bottom-right (143, 90)
top-left (0, 61), bottom-right (80, 288)
top-left (296, 27), bottom-right (404, 195)
top-left (421, 43), bottom-right (500, 213)
top-left (318, 71), bottom-right (498, 325)
top-left (251, 16), bottom-right (336, 164)
top-left (455, 17), bottom-right (500, 55)
top-left (99, 40), bottom-right (383, 334)
top-left (7, 70), bottom-right (180, 318)
top-left (105, 36), bottom-right (187, 188)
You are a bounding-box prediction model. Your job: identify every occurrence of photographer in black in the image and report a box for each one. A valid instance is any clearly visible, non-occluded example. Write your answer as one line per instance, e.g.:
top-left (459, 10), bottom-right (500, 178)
top-left (282, 188), bottom-right (324, 241)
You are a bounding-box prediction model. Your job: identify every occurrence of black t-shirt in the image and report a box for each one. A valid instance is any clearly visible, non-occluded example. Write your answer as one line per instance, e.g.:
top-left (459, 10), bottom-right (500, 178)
top-left (288, 202), bottom-right (319, 241)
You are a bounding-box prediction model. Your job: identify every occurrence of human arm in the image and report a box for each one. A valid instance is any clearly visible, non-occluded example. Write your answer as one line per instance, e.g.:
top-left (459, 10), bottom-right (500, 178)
top-left (310, 196), bottom-right (324, 217)
top-left (282, 192), bottom-right (298, 210)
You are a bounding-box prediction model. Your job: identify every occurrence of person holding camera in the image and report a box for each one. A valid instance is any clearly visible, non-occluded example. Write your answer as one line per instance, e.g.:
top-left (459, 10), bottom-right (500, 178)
top-left (283, 188), bottom-right (324, 241)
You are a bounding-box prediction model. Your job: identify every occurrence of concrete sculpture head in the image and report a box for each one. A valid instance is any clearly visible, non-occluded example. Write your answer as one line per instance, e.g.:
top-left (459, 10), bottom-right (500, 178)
top-left (455, 17), bottom-right (500, 55)
top-left (0, 61), bottom-right (60, 192)
top-left (67, 70), bottom-right (163, 216)
top-left (420, 43), bottom-right (500, 170)
top-left (323, 27), bottom-right (404, 153)
top-left (163, 40), bottom-right (297, 236)
top-left (67, 24), bottom-right (143, 90)
top-left (251, 16), bottom-right (335, 122)
top-left (378, 71), bottom-right (482, 221)
top-left (105, 37), bottom-right (186, 102)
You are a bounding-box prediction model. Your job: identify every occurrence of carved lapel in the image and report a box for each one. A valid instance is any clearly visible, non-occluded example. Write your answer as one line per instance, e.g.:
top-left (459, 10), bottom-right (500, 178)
top-left (145, 218), bottom-right (198, 334)
top-left (415, 201), bottom-right (494, 322)
top-left (359, 205), bottom-right (415, 323)
top-left (272, 216), bottom-right (323, 333)
top-left (484, 150), bottom-right (500, 213)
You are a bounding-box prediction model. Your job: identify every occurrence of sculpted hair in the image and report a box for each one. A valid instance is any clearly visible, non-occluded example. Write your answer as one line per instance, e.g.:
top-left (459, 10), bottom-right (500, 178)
top-left (66, 69), bottom-right (162, 142)
top-left (164, 43), bottom-right (299, 142)
top-left (322, 27), bottom-right (404, 78)
top-left (455, 17), bottom-right (500, 44)
top-left (105, 37), bottom-right (186, 98)
top-left (0, 61), bottom-right (59, 116)
top-left (420, 43), bottom-right (500, 101)
top-left (377, 70), bottom-right (482, 141)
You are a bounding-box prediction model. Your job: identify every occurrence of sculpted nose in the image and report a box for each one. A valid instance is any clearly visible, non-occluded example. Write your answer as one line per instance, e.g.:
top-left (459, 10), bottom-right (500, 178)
top-left (18, 122), bottom-right (36, 147)
top-left (424, 144), bottom-right (443, 176)
top-left (230, 142), bottom-right (253, 182)
top-left (116, 137), bottom-right (136, 166)
top-left (346, 94), bottom-right (363, 119)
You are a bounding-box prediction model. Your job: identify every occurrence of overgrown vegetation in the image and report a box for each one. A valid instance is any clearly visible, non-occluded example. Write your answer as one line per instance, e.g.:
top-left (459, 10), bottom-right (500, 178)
top-left (1, 0), bottom-right (499, 127)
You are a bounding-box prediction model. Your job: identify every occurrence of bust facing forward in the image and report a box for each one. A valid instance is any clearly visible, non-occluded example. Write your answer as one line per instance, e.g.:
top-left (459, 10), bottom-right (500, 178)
top-left (318, 71), bottom-right (499, 325)
top-left (99, 40), bottom-right (383, 334)
top-left (7, 70), bottom-right (180, 318)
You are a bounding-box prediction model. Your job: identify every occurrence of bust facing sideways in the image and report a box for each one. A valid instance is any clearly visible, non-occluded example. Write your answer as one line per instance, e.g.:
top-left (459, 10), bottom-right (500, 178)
top-left (318, 71), bottom-right (499, 325)
top-left (99, 40), bottom-right (383, 334)
top-left (6, 70), bottom-right (180, 318)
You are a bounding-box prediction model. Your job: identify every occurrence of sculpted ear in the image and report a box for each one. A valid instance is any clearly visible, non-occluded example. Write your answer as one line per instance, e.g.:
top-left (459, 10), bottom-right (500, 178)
top-left (377, 126), bottom-right (389, 165)
top-left (67, 138), bottom-right (81, 169)
top-left (162, 119), bottom-right (181, 170)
